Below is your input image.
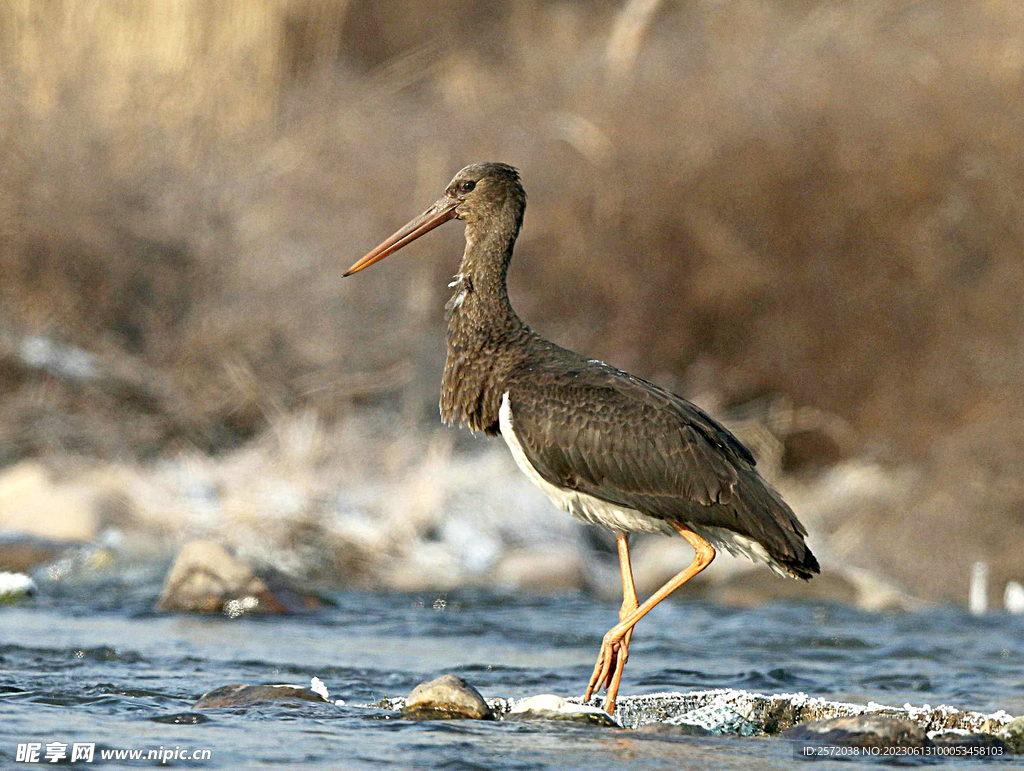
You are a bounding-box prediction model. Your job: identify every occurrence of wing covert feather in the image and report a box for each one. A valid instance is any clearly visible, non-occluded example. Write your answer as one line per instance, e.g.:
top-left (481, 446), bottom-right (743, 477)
top-left (507, 363), bottom-right (745, 511)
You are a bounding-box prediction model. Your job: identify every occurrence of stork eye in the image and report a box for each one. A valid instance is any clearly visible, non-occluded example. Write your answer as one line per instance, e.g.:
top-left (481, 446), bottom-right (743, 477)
top-left (458, 180), bottom-right (476, 194)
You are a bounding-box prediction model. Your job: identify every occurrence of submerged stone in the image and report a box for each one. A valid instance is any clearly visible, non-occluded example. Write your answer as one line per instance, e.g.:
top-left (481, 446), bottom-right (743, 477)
top-left (404, 674), bottom-right (493, 720)
top-left (635, 721), bottom-right (712, 737)
top-left (193, 683), bottom-right (331, 710)
top-left (930, 731), bottom-right (1010, 752)
top-left (783, 714), bottom-right (927, 749)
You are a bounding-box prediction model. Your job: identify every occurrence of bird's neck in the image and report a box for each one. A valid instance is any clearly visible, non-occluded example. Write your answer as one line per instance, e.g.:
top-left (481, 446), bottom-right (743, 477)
top-left (440, 220), bottom-right (533, 434)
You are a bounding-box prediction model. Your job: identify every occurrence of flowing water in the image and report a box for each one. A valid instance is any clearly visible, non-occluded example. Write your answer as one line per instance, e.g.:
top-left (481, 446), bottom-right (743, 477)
top-left (2, 573), bottom-right (1023, 769)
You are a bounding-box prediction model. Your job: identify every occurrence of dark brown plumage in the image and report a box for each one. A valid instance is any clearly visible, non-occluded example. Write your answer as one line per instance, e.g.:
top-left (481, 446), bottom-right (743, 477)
top-left (439, 163), bottom-right (529, 433)
top-left (345, 161), bottom-right (819, 714)
top-left (505, 359), bottom-right (819, 580)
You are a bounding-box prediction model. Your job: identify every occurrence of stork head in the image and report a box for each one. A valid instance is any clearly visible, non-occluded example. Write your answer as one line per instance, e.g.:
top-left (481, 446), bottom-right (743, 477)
top-left (344, 162), bottom-right (525, 276)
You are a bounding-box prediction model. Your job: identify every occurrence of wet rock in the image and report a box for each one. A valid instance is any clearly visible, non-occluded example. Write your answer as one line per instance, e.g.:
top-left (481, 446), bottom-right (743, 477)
top-left (491, 547), bottom-right (585, 592)
top-left (403, 674), bottom-right (493, 720)
top-left (370, 695), bottom-right (409, 711)
top-left (0, 462), bottom-right (99, 541)
top-left (0, 571), bottom-right (36, 602)
top-left (635, 721), bottom-right (712, 737)
top-left (507, 695), bottom-right (617, 727)
top-left (783, 714), bottom-right (927, 749)
top-left (784, 719), bottom-right (1012, 756)
top-left (193, 683), bottom-right (331, 710)
top-left (930, 731), bottom-right (1010, 752)
top-left (0, 535), bottom-right (71, 572)
top-left (998, 716), bottom-right (1024, 754)
top-left (603, 689), bottom-right (1018, 736)
top-left (156, 540), bottom-right (325, 615)
top-left (664, 701), bottom-right (762, 736)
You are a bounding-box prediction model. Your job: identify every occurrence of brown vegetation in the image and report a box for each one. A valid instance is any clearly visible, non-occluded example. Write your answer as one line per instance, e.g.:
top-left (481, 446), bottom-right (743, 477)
top-left (0, 0), bottom-right (1022, 602)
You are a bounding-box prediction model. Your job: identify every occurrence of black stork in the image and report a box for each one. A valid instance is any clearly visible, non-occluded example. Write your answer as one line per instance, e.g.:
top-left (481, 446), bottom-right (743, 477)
top-left (344, 162), bottom-right (819, 715)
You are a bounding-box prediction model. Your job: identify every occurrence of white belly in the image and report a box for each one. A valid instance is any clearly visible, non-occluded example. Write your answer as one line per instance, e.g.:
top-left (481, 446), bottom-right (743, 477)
top-left (498, 392), bottom-right (784, 573)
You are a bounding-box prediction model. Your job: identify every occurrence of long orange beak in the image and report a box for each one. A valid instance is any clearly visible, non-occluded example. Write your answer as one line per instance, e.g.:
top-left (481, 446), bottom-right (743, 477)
top-left (344, 197), bottom-right (458, 276)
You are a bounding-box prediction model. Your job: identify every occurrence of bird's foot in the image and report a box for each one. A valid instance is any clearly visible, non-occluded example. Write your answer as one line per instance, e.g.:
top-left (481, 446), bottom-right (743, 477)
top-left (584, 624), bottom-right (633, 715)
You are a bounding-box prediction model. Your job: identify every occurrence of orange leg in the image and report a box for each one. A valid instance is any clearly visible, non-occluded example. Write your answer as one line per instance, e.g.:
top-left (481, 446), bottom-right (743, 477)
top-left (609, 534), bottom-right (639, 708)
top-left (585, 524), bottom-right (715, 715)
top-left (584, 534), bottom-right (638, 706)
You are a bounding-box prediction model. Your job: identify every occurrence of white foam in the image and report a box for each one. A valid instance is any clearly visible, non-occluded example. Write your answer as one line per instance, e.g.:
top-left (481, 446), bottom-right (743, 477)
top-left (0, 572), bottom-right (36, 598)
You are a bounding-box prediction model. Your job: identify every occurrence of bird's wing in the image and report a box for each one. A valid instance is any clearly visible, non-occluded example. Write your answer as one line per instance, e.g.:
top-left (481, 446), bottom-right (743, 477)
top-left (504, 359), bottom-right (815, 573)
top-left (506, 362), bottom-right (747, 512)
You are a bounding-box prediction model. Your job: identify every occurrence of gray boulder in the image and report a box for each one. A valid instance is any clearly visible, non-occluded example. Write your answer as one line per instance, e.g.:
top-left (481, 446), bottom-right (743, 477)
top-left (404, 674), bottom-right (493, 720)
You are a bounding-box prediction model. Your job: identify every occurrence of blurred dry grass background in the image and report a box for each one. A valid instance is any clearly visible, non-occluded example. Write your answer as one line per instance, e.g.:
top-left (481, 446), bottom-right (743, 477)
top-left (0, 0), bottom-right (1022, 603)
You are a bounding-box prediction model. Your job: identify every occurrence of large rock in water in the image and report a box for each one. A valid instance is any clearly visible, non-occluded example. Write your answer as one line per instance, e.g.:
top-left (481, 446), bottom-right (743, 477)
top-left (157, 540), bottom-right (325, 615)
top-left (403, 674), bottom-right (493, 720)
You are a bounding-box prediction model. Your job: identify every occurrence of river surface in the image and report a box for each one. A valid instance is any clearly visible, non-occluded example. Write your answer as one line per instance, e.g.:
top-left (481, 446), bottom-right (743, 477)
top-left (2, 574), bottom-right (1023, 769)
